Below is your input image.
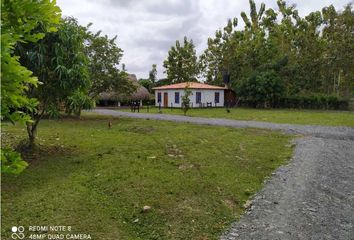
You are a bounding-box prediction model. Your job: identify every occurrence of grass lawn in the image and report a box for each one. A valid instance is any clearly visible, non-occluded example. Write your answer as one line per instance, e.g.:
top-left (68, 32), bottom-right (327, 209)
top-left (2, 115), bottom-right (293, 239)
top-left (119, 106), bottom-right (354, 127)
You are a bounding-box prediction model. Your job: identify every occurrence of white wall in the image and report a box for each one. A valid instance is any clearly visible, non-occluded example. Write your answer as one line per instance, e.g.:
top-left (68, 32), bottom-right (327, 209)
top-left (155, 89), bottom-right (224, 108)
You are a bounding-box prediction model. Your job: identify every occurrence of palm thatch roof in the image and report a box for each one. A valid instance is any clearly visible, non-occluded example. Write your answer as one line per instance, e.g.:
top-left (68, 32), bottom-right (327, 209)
top-left (99, 74), bottom-right (150, 101)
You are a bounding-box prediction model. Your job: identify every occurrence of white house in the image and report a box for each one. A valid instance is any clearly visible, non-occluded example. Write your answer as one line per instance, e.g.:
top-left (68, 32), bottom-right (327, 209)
top-left (152, 82), bottom-right (227, 108)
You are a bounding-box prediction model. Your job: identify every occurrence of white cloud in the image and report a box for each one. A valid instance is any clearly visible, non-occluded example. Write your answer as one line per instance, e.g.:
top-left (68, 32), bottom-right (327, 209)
top-left (57, 0), bottom-right (350, 79)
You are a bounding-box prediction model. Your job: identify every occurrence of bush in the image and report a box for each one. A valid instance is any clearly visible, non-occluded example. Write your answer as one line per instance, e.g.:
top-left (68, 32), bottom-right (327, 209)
top-left (1, 147), bottom-right (28, 174)
top-left (237, 70), bottom-right (285, 108)
top-left (65, 91), bottom-right (95, 116)
top-left (275, 95), bottom-right (349, 110)
top-left (238, 94), bottom-right (349, 110)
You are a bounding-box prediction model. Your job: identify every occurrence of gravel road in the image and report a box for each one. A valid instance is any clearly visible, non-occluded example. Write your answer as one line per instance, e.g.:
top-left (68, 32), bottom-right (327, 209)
top-left (92, 109), bottom-right (354, 239)
top-left (92, 109), bottom-right (354, 140)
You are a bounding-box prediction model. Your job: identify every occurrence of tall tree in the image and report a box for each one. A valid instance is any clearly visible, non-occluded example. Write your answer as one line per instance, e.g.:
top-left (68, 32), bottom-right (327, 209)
top-left (149, 64), bottom-right (157, 83)
top-left (200, 18), bottom-right (238, 86)
top-left (200, 0), bottom-right (354, 101)
top-left (163, 36), bottom-right (199, 83)
top-left (1, 0), bottom-right (61, 173)
top-left (85, 28), bottom-right (133, 99)
top-left (17, 17), bottom-right (89, 146)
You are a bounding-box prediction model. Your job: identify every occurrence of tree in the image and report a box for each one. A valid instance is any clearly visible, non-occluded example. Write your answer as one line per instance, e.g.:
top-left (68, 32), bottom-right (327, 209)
top-left (17, 17), bottom-right (89, 146)
top-left (149, 64), bottom-right (157, 83)
top-left (138, 79), bottom-right (154, 93)
top-left (163, 37), bottom-right (199, 84)
top-left (200, 0), bottom-right (353, 105)
top-left (237, 70), bottom-right (285, 108)
top-left (85, 28), bottom-right (133, 99)
top-left (200, 18), bottom-right (238, 86)
top-left (1, 0), bottom-right (60, 124)
top-left (181, 85), bottom-right (193, 116)
top-left (65, 90), bottom-right (95, 116)
top-left (1, 0), bottom-right (61, 173)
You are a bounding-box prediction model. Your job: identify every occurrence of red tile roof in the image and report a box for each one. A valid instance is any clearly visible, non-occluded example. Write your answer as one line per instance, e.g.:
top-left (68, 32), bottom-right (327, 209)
top-left (152, 82), bottom-right (227, 90)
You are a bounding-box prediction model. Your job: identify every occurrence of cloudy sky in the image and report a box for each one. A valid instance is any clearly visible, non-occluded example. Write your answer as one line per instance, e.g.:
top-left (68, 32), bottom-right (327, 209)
top-left (57, 0), bottom-right (350, 79)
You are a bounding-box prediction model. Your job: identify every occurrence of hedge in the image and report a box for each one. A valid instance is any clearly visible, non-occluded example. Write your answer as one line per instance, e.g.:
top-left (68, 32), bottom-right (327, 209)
top-left (238, 95), bottom-right (349, 110)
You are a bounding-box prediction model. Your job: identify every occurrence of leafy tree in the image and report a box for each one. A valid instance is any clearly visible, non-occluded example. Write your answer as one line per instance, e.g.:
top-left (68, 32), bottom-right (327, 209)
top-left (200, 0), bottom-right (353, 105)
top-left (85, 28), bottom-right (133, 99)
top-left (149, 64), bottom-right (158, 83)
top-left (154, 78), bottom-right (171, 87)
top-left (237, 70), bottom-right (285, 108)
top-left (321, 4), bottom-right (354, 97)
top-left (1, 0), bottom-right (61, 173)
top-left (1, 0), bottom-right (61, 122)
top-left (163, 37), bottom-right (199, 84)
top-left (17, 17), bottom-right (89, 146)
top-left (138, 79), bottom-right (154, 93)
top-left (181, 85), bottom-right (193, 116)
top-left (200, 18), bottom-right (238, 86)
top-left (66, 90), bottom-right (95, 116)
top-left (1, 148), bottom-right (28, 174)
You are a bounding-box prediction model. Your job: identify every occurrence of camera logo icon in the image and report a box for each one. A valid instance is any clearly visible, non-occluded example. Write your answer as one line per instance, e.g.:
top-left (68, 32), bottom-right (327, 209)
top-left (11, 226), bottom-right (25, 239)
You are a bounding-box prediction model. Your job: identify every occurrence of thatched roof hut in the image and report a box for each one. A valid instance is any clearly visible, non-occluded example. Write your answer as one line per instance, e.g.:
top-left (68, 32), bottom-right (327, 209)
top-left (99, 74), bottom-right (150, 102)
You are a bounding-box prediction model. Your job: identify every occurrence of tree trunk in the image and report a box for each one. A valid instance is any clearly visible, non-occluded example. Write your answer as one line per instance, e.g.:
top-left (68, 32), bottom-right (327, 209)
top-left (26, 122), bottom-right (37, 148)
top-left (76, 107), bottom-right (82, 118)
top-left (26, 105), bottom-right (46, 149)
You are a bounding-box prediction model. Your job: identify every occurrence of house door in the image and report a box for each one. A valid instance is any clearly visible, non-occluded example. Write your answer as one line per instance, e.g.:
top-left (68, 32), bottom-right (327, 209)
top-left (163, 92), bottom-right (168, 107)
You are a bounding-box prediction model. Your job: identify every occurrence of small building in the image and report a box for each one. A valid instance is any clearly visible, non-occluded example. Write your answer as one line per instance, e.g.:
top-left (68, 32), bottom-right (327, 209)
top-left (152, 82), bottom-right (234, 108)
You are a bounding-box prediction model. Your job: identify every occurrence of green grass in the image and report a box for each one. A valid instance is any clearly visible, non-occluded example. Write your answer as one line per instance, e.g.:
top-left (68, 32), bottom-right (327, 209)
top-left (120, 106), bottom-right (354, 127)
top-left (2, 115), bottom-right (293, 239)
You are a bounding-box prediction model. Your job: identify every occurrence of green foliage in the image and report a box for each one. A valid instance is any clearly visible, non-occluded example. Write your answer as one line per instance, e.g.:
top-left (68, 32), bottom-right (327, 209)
top-left (181, 85), bottom-right (193, 116)
top-left (149, 64), bottom-right (158, 83)
top-left (199, 18), bottom-right (238, 86)
top-left (163, 37), bottom-right (200, 84)
top-left (1, 0), bottom-right (60, 122)
top-left (276, 95), bottom-right (349, 110)
top-left (1, 147), bottom-right (28, 175)
top-left (17, 17), bottom-right (89, 144)
top-left (1, 0), bottom-right (61, 173)
top-left (85, 27), bottom-right (133, 98)
top-left (237, 70), bottom-right (285, 108)
top-left (138, 79), bottom-right (154, 93)
top-left (66, 90), bottom-right (95, 116)
top-left (200, 1), bottom-right (354, 102)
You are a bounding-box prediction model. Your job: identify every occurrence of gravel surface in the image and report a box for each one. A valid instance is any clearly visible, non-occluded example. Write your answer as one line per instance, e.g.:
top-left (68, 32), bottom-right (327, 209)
top-left (92, 109), bottom-right (354, 239)
top-left (221, 137), bottom-right (354, 240)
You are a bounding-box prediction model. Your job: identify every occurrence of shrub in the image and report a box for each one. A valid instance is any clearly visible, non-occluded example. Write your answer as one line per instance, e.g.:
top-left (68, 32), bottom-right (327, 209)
top-left (65, 91), bottom-right (95, 116)
top-left (275, 95), bottom-right (349, 110)
top-left (181, 85), bottom-right (192, 116)
top-left (238, 94), bottom-right (349, 110)
top-left (237, 70), bottom-right (285, 108)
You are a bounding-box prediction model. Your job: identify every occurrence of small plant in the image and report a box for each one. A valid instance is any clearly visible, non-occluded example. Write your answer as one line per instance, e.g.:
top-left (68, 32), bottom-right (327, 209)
top-left (181, 84), bottom-right (193, 116)
top-left (1, 147), bottom-right (28, 174)
top-left (65, 90), bottom-right (95, 117)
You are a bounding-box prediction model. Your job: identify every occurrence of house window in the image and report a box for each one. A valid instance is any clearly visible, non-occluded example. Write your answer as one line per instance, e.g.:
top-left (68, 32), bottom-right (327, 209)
top-left (175, 92), bottom-right (180, 104)
top-left (196, 92), bottom-right (201, 104)
top-left (215, 92), bottom-right (220, 103)
top-left (157, 92), bottom-right (161, 103)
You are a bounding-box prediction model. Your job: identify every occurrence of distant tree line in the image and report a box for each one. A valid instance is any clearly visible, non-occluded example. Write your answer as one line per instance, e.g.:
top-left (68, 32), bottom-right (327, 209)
top-left (162, 0), bottom-right (353, 108)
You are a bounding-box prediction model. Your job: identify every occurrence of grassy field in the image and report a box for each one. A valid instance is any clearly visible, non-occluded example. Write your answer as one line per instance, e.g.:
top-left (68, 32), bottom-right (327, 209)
top-left (2, 115), bottom-right (293, 239)
top-left (119, 106), bottom-right (354, 127)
